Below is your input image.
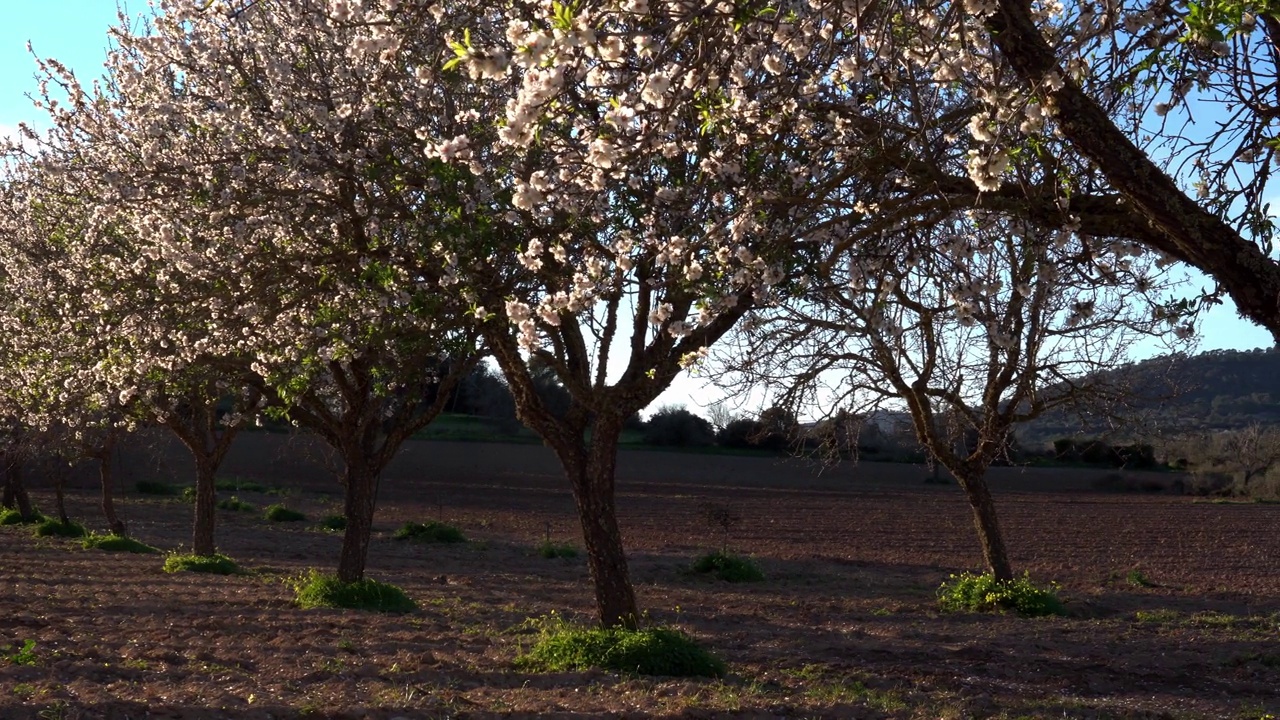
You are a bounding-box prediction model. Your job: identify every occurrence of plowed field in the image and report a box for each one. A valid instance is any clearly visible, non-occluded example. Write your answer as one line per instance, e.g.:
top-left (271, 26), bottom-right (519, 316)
top-left (2, 440), bottom-right (1278, 719)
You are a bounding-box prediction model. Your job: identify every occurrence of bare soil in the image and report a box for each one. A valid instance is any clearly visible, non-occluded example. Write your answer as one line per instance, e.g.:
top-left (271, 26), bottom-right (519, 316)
top-left (2, 441), bottom-right (1278, 719)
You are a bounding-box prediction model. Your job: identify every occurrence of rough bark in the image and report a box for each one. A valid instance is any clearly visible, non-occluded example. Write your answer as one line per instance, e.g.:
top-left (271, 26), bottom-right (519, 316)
top-left (953, 471), bottom-right (1015, 582)
top-left (987, 0), bottom-right (1280, 341)
top-left (336, 457), bottom-right (379, 584)
top-left (192, 459), bottom-right (217, 556)
top-left (566, 418), bottom-right (639, 630)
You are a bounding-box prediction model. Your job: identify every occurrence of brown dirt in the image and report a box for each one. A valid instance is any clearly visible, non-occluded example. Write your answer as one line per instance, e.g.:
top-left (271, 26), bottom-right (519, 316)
top-left (2, 442), bottom-right (1278, 719)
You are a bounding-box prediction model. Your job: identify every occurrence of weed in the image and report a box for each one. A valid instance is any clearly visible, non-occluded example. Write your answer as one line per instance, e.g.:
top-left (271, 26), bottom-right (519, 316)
top-left (33, 519), bottom-right (87, 539)
top-left (937, 572), bottom-right (1065, 617)
top-left (1126, 569), bottom-right (1156, 587)
top-left (394, 521), bottom-right (465, 543)
top-left (516, 613), bottom-right (725, 677)
top-left (290, 569), bottom-right (417, 613)
top-left (11, 682), bottom-right (35, 699)
top-left (217, 496), bottom-right (254, 512)
top-left (691, 551), bottom-right (765, 583)
top-left (5, 639), bottom-right (37, 666)
top-left (81, 533), bottom-right (158, 554)
top-left (263, 504), bottom-right (306, 522)
top-left (37, 701), bottom-right (69, 720)
top-left (134, 480), bottom-right (176, 496)
top-left (0, 508), bottom-right (46, 525)
top-left (1135, 609), bottom-right (1180, 624)
top-left (163, 552), bottom-right (244, 575)
top-left (180, 486), bottom-right (196, 504)
top-left (536, 539), bottom-right (578, 559)
top-left (122, 658), bottom-right (149, 670)
top-left (317, 514), bottom-right (346, 531)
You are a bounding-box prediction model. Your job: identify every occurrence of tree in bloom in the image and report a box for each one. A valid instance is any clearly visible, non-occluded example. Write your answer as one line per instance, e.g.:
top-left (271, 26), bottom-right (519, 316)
top-left (15, 0), bottom-right (482, 580)
top-left (0, 157), bottom-right (268, 549)
top-left (718, 206), bottom-right (1190, 580)
top-left (423, 0), bottom-right (839, 627)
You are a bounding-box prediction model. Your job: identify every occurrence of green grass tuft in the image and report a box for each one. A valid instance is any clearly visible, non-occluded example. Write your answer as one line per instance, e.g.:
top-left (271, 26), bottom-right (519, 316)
top-left (316, 514), bottom-right (347, 531)
top-left (163, 552), bottom-right (244, 575)
top-left (81, 533), bottom-right (158, 554)
top-left (290, 569), bottom-right (416, 613)
top-left (217, 496), bottom-right (254, 512)
top-left (135, 480), bottom-right (177, 496)
top-left (393, 520), bottom-right (465, 543)
top-left (691, 551), bottom-right (765, 583)
top-left (536, 539), bottom-right (578, 559)
top-left (33, 518), bottom-right (87, 538)
top-left (216, 478), bottom-right (269, 493)
top-left (263, 504), bottom-right (306, 522)
top-left (0, 508), bottom-right (46, 526)
top-left (937, 571), bottom-right (1065, 617)
top-left (516, 615), bottom-right (725, 677)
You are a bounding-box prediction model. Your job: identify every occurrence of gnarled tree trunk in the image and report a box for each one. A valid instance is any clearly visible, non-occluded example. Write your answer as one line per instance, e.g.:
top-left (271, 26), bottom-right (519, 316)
top-left (192, 458), bottom-right (217, 556)
top-left (562, 416), bottom-right (638, 630)
top-left (93, 435), bottom-right (126, 536)
top-left (953, 471), bottom-right (1014, 582)
top-left (337, 455), bottom-right (379, 584)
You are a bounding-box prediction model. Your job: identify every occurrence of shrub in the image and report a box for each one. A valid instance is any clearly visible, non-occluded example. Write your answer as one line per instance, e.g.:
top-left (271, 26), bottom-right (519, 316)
top-left (217, 496), bottom-right (254, 512)
top-left (290, 569), bottom-right (416, 613)
top-left (517, 615), bottom-right (725, 677)
top-left (135, 480), bottom-right (176, 496)
top-left (317, 514), bottom-right (347, 531)
top-left (691, 551), bottom-right (765, 583)
top-left (163, 552), bottom-right (243, 575)
top-left (393, 521), bottom-right (465, 543)
top-left (642, 406), bottom-right (716, 447)
top-left (263, 504), bottom-right (306, 522)
top-left (81, 533), bottom-right (158, 554)
top-left (0, 508), bottom-right (46, 526)
top-left (537, 540), bottom-right (578, 559)
top-left (33, 518), bottom-right (87, 538)
top-left (216, 478), bottom-right (268, 493)
top-left (937, 571), bottom-right (1065, 617)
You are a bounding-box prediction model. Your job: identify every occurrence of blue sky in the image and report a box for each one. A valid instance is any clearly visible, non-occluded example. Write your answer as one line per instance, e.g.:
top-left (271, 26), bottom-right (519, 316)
top-left (1, 5), bottom-right (1274, 416)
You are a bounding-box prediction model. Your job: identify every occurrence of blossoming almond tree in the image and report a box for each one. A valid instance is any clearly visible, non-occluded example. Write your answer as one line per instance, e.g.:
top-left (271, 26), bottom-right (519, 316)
top-left (719, 206), bottom-right (1189, 581)
top-left (16, 0), bottom-right (483, 580)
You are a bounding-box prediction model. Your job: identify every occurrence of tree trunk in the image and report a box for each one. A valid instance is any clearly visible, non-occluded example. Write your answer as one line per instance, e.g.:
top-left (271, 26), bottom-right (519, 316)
top-left (99, 452), bottom-right (126, 536)
top-left (7, 461), bottom-right (35, 521)
top-left (52, 470), bottom-right (68, 525)
top-left (954, 472), bottom-right (1014, 582)
top-left (336, 458), bottom-right (379, 584)
top-left (192, 459), bottom-right (217, 556)
top-left (566, 419), bottom-right (639, 630)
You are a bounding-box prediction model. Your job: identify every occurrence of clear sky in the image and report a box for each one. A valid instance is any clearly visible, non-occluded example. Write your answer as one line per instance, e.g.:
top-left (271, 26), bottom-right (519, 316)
top-left (2, 4), bottom-right (1274, 418)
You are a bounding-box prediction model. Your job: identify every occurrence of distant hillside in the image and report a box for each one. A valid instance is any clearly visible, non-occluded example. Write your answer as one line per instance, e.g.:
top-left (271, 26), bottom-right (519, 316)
top-left (1020, 346), bottom-right (1280, 446)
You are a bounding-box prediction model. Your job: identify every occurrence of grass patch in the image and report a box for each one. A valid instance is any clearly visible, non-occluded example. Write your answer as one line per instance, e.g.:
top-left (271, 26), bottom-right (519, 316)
top-left (81, 533), bottom-right (159, 554)
top-left (33, 518), bottom-right (87, 538)
top-left (0, 508), bottom-right (46, 526)
top-left (691, 551), bottom-right (765, 583)
top-left (135, 480), bottom-right (177, 496)
top-left (393, 521), bottom-right (465, 543)
top-left (317, 514), bottom-right (347, 531)
top-left (217, 496), bottom-right (254, 512)
top-left (263, 504), bottom-right (306, 522)
top-left (290, 569), bottom-right (416, 613)
top-left (516, 614), bottom-right (725, 677)
top-left (937, 571), bottom-right (1065, 617)
top-left (163, 552), bottom-right (244, 575)
top-left (536, 539), bottom-right (578, 559)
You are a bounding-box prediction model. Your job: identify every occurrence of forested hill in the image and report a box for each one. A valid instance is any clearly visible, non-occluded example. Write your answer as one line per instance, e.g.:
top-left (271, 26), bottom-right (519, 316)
top-left (1141, 347), bottom-right (1280, 423)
